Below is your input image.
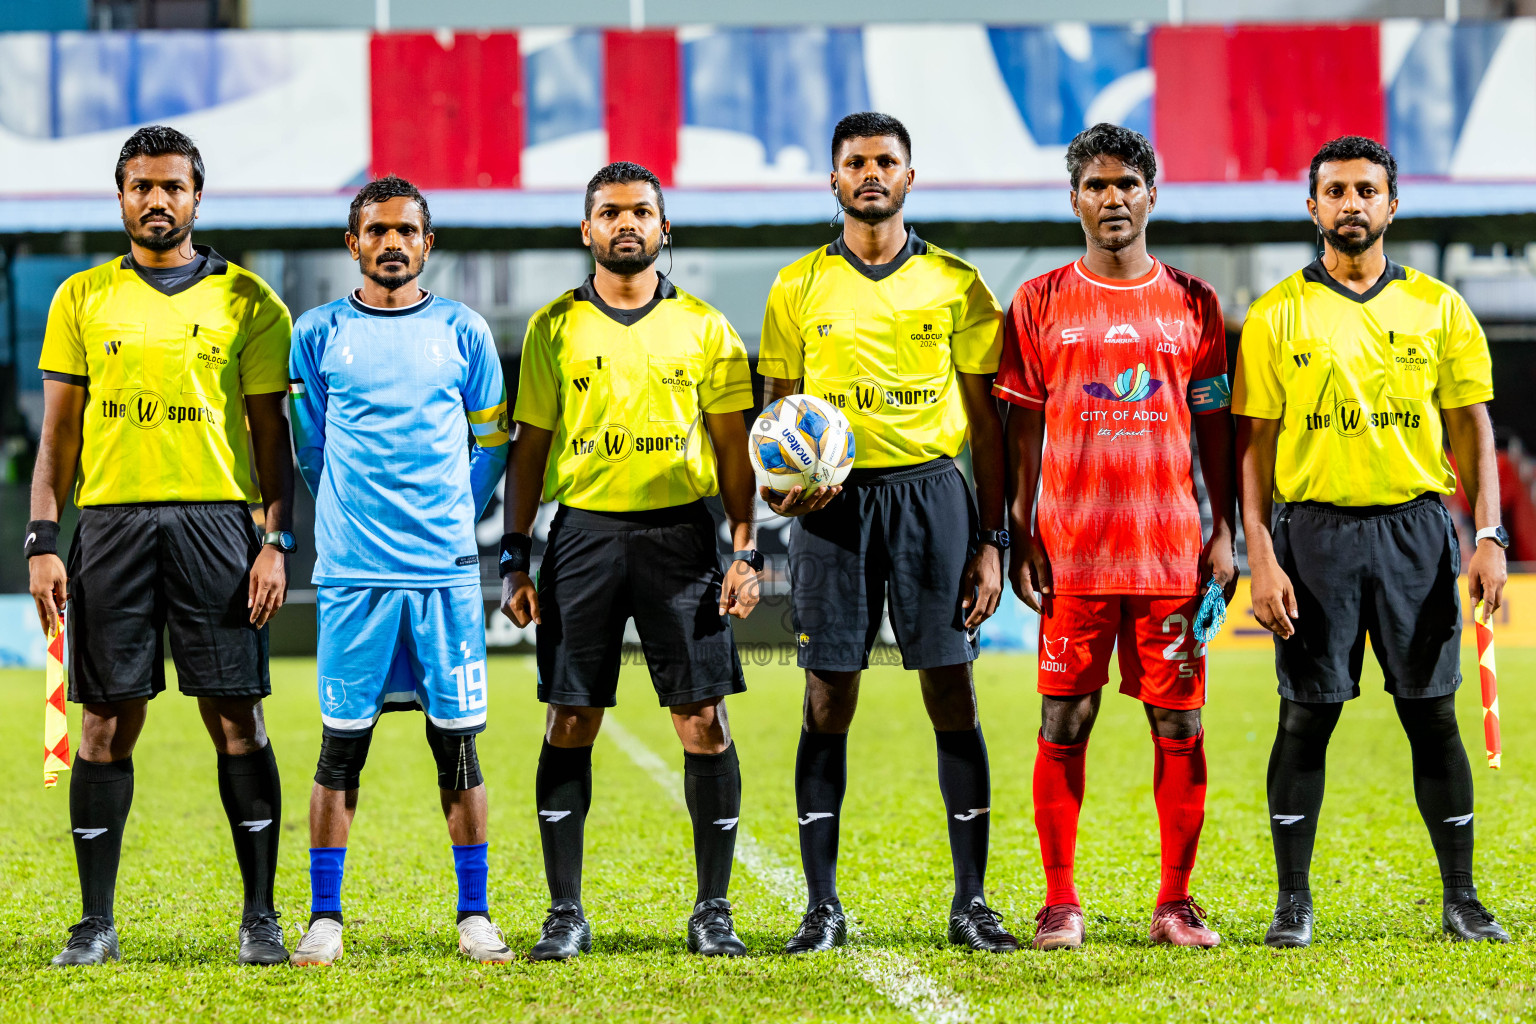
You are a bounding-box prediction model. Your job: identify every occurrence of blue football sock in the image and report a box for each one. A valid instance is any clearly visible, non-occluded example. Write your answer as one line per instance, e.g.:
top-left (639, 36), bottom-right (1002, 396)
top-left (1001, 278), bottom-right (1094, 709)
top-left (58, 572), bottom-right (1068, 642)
top-left (453, 842), bottom-right (489, 915)
top-left (310, 846), bottom-right (346, 922)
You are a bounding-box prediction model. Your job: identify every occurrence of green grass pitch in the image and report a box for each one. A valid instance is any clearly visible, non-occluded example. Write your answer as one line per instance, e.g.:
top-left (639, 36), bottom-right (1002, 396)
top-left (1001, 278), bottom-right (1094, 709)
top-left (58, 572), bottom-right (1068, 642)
top-left (2, 648), bottom-right (1532, 1022)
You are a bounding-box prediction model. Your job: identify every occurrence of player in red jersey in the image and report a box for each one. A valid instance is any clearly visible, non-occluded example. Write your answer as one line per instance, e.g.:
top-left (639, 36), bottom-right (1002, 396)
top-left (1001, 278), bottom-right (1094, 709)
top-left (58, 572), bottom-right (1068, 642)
top-left (995, 124), bottom-right (1237, 950)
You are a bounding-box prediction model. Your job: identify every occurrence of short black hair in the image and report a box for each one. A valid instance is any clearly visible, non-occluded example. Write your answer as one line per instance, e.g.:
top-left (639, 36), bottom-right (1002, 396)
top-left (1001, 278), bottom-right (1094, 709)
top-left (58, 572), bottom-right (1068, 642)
top-left (831, 111), bottom-right (912, 164)
top-left (584, 161), bottom-right (666, 221)
top-left (348, 175), bottom-right (432, 236)
top-left (115, 125), bottom-right (204, 193)
top-left (1065, 122), bottom-right (1157, 190)
top-left (1309, 135), bottom-right (1398, 200)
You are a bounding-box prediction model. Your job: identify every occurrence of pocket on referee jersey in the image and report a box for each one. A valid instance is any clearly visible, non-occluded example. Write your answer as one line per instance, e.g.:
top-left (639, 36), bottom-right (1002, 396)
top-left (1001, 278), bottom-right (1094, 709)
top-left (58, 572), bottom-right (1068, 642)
top-left (801, 311), bottom-right (859, 379)
top-left (1385, 334), bottom-right (1435, 402)
top-left (182, 324), bottom-right (237, 398)
top-left (648, 357), bottom-right (702, 422)
top-left (1279, 338), bottom-right (1330, 404)
top-left (83, 322), bottom-right (146, 391)
top-left (894, 309), bottom-right (953, 378)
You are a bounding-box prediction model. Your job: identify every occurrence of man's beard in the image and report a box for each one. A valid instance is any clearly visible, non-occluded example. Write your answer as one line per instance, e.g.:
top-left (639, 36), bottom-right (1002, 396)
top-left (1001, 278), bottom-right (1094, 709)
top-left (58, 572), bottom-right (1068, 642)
top-left (365, 252), bottom-right (424, 290)
top-left (591, 233), bottom-right (662, 275)
top-left (1323, 216), bottom-right (1387, 257)
top-left (838, 182), bottom-right (907, 224)
top-left (126, 215), bottom-right (193, 253)
top-left (1087, 218), bottom-right (1148, 251)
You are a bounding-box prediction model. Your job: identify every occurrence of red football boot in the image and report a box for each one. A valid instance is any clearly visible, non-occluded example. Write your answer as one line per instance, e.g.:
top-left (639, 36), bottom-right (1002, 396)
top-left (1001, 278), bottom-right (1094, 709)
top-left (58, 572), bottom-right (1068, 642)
top-left (1149, 897), bottom-right (1220, 947)
top-left (1032, 904), bottom-right (1085, 950)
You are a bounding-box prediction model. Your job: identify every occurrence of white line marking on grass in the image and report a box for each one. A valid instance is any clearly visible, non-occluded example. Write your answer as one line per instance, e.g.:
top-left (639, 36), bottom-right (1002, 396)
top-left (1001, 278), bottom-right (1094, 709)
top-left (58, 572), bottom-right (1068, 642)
top-left (606, 718), bottom-right (975, 1024)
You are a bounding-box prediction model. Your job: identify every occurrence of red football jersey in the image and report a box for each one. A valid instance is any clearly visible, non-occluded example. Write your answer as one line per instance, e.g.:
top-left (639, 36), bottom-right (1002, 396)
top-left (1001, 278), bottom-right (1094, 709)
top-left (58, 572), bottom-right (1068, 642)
top-left (993, 258), bottom-right (1228, 596)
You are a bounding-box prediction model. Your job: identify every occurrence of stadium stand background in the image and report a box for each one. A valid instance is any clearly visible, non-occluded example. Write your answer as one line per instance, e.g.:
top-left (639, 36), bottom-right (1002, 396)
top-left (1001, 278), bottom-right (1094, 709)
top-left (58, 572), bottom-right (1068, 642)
top-left (3, 0), bottom-right (1536, 658)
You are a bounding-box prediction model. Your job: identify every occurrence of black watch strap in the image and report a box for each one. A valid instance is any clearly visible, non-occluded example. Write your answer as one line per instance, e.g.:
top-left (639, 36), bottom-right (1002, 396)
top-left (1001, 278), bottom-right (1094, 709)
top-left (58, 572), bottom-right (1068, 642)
top-left (979, 528), bottom-right (1010, 551)
top-left (731, 549), bottom-right (764, 572)
top-left (498, 532), bottom-right (533, 577)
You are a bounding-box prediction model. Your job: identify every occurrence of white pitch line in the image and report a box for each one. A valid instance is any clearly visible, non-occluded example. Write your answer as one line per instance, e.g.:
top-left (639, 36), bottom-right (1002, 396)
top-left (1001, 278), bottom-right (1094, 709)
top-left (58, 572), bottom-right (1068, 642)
top-left (605, 718), bottom-right (975, 1024)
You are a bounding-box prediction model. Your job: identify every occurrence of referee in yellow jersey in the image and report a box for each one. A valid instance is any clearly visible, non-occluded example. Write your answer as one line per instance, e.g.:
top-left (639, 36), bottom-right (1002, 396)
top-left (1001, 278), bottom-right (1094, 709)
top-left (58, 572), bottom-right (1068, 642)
top-left (759, 112), bottom-right (1015, 954)
top-left (27, 127), bottom-right (295, 966)
top-left (1235, 136), bottom-right (1509, 948)
top-left (499, 162), bottom-right (759, 961)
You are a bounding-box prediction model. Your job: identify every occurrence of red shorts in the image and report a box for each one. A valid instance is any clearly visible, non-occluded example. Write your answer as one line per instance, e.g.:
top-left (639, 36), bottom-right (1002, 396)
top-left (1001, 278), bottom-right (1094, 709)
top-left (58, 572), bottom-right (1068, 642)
top-left (1037, 593), bottom-right (1206, 710)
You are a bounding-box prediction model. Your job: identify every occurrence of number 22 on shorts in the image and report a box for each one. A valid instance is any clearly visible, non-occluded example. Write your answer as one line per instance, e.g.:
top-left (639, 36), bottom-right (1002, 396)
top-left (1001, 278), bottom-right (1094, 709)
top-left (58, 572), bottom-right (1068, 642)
top-left (1161, 613), bottom-right (1207, 680)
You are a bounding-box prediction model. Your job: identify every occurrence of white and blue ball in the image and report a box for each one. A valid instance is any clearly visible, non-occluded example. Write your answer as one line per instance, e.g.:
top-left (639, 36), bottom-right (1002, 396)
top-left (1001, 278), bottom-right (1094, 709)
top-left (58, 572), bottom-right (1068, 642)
top-left (748, 394), bottom-right (855, 504)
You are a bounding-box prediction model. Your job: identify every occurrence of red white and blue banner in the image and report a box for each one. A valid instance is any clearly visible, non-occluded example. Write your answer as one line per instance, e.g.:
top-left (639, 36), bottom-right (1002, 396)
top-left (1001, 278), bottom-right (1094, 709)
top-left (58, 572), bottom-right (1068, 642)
top-left (2, 21), bottom-right (1533, 224)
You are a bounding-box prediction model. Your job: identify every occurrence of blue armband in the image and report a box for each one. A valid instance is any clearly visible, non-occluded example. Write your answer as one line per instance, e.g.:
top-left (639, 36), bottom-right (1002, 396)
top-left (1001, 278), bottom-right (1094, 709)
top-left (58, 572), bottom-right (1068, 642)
top-left (1189, 375), bottom-right (1232, 413)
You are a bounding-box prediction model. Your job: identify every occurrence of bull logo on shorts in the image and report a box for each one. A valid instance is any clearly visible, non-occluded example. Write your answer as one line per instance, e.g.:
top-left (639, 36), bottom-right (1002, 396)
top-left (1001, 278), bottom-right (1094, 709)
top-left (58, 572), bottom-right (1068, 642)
top-left (1042, 636), bottom-right (1070, 660)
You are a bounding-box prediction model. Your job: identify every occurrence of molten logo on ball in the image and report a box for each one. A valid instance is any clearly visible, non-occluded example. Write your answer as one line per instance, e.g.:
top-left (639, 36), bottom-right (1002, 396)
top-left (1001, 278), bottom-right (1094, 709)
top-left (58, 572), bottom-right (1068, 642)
top-left (748, 394), bottom-right (856, 504)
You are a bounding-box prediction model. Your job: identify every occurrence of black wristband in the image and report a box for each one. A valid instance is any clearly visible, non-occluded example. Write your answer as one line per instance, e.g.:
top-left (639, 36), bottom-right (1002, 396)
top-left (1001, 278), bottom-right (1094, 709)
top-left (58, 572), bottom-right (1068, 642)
top-left (24, 520), bottom-right (60, 558)
top-left (498, 532), bottom-right (533, 577)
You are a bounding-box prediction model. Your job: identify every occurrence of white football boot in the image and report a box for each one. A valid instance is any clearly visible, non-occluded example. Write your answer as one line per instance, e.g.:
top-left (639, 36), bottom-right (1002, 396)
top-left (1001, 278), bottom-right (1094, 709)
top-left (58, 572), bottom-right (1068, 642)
top-left (290, 918), bottom-right (344, 966)
top-left (457, 915), bottom-right (515, 963)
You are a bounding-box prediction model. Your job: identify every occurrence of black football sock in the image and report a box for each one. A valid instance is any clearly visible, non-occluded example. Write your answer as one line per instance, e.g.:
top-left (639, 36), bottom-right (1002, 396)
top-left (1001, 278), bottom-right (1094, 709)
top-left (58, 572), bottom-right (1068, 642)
top-left (218, 742), bottom-right (282, 917)
top-left (795, 730), bottom-right (847, 910)
top-left (935, 727), bottom-right (990, 913)
top-left (684, 745), bottom-right (741, 904)
top-left (536, 740), bottom-right (592, 910)
top-left (1394, 694), bottom-right (1476, 893)
top-left (69, 756), bottom-right (135, 923)
top-left (1266, 698), bottom-right (1341, 894)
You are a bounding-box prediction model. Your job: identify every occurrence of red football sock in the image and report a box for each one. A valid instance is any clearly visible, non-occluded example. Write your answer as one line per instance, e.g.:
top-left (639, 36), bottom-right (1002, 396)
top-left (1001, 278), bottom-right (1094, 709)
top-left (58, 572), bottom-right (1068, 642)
top-left (1034, 734), bottom-right (1088, 907)
top-left (1152, 730), bottom-right (1207, 904)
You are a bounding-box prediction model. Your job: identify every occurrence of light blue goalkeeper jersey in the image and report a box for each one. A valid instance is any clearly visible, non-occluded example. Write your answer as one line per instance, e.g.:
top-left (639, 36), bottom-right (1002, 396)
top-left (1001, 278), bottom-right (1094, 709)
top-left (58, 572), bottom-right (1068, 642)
top-left (289, 290), bottom-right (509, 587)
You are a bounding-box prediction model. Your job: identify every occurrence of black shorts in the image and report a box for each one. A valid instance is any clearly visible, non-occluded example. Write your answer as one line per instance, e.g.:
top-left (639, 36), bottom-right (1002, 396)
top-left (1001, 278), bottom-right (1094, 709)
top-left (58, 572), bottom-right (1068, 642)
top-left (788, 457), bottom-right (980, 672)
top-left (1273, 494), bottom-right (1462, 703)
top-left (534, 502), bottom-right (746, 708)
top-left (66, 502), bottom-right (271, 704)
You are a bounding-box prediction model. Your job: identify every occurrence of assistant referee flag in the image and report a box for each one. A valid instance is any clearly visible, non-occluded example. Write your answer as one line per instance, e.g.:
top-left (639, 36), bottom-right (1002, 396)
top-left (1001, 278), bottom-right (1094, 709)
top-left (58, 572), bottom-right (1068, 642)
top-left (1232, 259), bottom-right (1493, 506)
top-left (38, 247), bottom-right (291, 505)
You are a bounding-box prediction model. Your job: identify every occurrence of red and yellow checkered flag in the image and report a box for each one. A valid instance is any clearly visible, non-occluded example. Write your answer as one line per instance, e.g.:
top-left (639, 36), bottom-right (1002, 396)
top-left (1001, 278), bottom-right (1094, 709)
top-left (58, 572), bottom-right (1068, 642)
top-left (44, 624), bottom-right (70, 788)
top-left (1474, 601), bottom-right (1501, 771)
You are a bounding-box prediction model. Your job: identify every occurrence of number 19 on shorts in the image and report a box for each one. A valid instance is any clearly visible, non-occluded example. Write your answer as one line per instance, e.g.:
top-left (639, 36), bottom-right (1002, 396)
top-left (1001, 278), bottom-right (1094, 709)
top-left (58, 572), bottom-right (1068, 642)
top-left (450, 660), bottom-right (488, 712)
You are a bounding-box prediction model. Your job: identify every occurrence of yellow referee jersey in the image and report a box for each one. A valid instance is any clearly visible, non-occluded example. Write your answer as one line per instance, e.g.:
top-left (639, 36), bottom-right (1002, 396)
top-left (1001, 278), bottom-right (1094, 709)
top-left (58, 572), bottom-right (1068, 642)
top-left (758, 229), bottom-right (1003, 468)
top-left (1232, 259), bottom-right (1493, 506)
top-left (514, 275), bottom-right (753, 511)
top-left (39, 246), bottom-right (292, 506)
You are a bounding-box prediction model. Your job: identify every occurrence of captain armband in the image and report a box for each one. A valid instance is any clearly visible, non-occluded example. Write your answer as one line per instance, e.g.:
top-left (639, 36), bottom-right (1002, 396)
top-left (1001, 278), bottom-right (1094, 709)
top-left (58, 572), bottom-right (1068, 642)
top-left (1189, 375), bottom-right (1232, 413)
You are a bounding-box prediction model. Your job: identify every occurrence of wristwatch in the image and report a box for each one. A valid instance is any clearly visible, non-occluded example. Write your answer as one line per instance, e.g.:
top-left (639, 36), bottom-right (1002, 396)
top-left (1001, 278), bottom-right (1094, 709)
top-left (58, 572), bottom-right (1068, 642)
top-left (731, 549), bottom-right (764, 572)
top-left (263, 530), bottom-right (297, 554)
top-left (1475, 525), bottom-right (1510, 549)
top-left (979, 529), bottom-right (1010, 551)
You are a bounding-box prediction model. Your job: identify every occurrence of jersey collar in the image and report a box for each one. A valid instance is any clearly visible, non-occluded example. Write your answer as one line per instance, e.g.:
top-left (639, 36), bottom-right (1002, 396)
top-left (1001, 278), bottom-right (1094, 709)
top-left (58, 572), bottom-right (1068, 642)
top-left (1302, 258), bottom-right (1406, 304)
top-left (827, 227), bottom-right (927, 282)
top-left (347, 289), bottom-right (434, 317)
top-left (573, 273), bottom-right (677, 326)
top-left (121, 243), bottom-right (228, 297)
top-left (1072, 257), bottom-right (1162, 290)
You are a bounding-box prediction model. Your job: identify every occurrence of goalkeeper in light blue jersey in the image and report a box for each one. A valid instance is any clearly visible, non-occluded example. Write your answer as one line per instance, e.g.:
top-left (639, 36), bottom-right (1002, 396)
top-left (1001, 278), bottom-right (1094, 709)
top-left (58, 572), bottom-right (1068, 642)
top-left (285, 177), bottom-right (512, 966)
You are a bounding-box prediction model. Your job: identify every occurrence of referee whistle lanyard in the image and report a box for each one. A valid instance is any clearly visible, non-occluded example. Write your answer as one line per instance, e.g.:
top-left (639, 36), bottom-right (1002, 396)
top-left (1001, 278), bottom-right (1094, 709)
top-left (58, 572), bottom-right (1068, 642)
top-left (43, 622), bottom-right (71, 788)
top-left (1473, 602), bottom-right (1502, 770)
